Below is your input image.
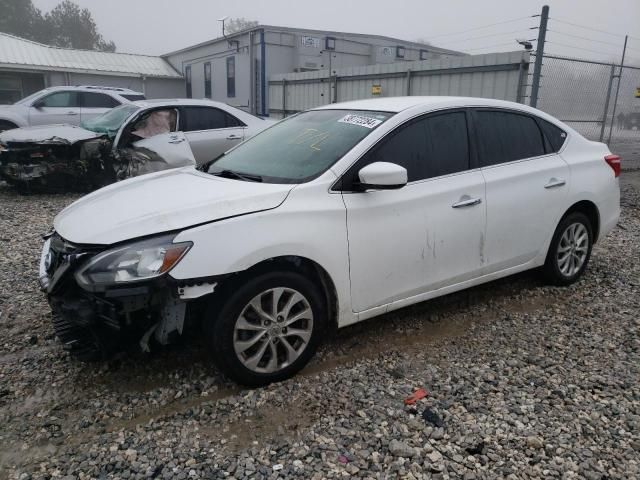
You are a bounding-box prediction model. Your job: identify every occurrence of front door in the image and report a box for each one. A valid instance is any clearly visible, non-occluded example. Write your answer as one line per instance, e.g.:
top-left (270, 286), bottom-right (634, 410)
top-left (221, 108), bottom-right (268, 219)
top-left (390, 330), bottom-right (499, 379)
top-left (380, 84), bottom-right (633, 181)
top-left (340, 110), bottom-right (486, 313)
top-left (29, 91), bottom-right (81, 126)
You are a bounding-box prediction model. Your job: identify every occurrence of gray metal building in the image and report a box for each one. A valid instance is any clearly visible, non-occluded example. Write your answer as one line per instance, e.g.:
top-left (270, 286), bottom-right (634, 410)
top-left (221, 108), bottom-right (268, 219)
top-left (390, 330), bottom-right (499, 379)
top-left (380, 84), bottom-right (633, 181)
top-left (163, 25), bottom-right (463, 116)
top-left (0, 33), bottom-right (184, 104)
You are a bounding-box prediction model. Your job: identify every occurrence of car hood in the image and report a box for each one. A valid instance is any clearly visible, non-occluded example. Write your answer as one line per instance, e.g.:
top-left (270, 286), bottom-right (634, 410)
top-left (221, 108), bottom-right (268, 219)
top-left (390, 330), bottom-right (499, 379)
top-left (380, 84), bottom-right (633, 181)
top-left (54, 167), bottom-right (295, 245)
top-left (0, 124), bottom-right (103, 145)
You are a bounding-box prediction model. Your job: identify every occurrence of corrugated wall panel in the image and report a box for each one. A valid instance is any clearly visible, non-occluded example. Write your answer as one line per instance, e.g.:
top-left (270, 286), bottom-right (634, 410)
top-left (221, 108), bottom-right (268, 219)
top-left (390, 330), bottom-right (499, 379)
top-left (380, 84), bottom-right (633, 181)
top-left (269, 51), bottom-right (529, 116)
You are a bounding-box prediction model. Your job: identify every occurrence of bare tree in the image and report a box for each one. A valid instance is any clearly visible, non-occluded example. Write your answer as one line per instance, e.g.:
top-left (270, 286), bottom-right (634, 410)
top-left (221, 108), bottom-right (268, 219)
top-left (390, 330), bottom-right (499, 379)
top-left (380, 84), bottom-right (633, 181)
top-left (225, 18), bottom-right (259, 34)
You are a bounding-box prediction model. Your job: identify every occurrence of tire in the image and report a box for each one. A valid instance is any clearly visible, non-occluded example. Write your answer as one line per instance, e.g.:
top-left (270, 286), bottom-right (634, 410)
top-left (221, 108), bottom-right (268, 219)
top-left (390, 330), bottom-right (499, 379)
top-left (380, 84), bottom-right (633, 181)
top-left (0, 121), bottom-right (18, 133)
top-left (543, 212), bottom-right (593, 286)
top-left (206, 271), bottom-right (325, 386)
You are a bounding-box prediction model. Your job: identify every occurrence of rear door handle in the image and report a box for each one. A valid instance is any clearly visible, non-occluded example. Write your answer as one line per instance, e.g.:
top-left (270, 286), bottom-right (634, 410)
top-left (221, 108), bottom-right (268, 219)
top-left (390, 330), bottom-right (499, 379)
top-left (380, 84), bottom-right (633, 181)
top-left (168, 136), bottom-right (185, 144)
top-left (67, 111), bottom-right (78, 115)
top-left (226, 134), bottom-right (242, 140)
top-left (544, 178), bottom-right (566, 189)
top-left (452, 196), bottom-right (482, 208)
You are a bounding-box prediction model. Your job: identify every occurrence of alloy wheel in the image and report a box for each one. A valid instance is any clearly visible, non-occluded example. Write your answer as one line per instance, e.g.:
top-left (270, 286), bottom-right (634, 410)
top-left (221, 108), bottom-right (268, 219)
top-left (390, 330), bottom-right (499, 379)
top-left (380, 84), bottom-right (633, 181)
top-left (556, 222), bottom-right (589, 277)
top-left (233, 287), bottom-right (314, 374)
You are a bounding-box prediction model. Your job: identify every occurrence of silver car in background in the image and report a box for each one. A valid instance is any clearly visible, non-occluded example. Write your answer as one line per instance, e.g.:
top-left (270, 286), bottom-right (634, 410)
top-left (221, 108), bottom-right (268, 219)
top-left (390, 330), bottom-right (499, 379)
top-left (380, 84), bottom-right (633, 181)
top-left (0, 98), bottom-right (273, 191)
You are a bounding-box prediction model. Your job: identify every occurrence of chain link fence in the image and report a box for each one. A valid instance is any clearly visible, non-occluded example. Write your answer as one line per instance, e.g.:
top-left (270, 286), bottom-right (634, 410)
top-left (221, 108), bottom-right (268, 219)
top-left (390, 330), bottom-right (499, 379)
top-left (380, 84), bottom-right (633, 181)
top-left (530, 53), bottom-right (640, 170)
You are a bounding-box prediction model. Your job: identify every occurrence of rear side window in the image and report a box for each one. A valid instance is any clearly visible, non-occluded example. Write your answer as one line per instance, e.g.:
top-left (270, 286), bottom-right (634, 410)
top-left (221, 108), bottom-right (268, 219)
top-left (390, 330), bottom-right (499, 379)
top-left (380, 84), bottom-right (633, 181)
top-left (537, 118), bottom-right (567, 152)
top-left (120, 94), bottom-right (146, 102)
top-left (354, 111), bottom-right (469, 184)
top-left (181, 106), bottom-right (245, 131)
top-left (81, 92), bottom-right (120, 108)
top-left (474, 110), bottom-right (545, 167)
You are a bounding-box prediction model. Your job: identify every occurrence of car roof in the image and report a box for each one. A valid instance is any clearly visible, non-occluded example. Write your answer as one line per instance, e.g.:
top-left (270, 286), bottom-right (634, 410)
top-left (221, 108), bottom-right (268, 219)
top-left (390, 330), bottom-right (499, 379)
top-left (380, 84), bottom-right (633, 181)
top-left (42, 85), bottom-right (144, 95)
top-left (313, 96), bottom-right (541, 115)
top-left (131, 98), bottom-right (238, 109)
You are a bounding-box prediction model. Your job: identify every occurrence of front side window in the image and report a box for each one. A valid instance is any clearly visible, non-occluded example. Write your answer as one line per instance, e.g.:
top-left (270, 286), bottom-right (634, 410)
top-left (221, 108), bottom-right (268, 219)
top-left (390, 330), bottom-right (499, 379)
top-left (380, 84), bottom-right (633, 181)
top-left (208, 109), bottom-right (392, 183)
top-left (37, 91), bottom-right (80, 108)
top-left (81, 92), bottom-right (120, 108)
top-left (474, 110), bottom-right (545, 167)
top-left (226, 57), bottom-right (235, 98)
top-left (341, 111), bottom-right (469, 189)
top-left (181, 106), bottom-right (244, 131)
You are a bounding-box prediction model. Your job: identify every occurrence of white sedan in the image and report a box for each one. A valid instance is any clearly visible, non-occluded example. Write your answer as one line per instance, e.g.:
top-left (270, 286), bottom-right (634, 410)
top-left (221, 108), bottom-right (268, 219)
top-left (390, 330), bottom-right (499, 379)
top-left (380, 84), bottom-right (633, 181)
top-left (0, 99), bottom-right (272, 190)
top-left (39, 97), bottom-right (620, 385)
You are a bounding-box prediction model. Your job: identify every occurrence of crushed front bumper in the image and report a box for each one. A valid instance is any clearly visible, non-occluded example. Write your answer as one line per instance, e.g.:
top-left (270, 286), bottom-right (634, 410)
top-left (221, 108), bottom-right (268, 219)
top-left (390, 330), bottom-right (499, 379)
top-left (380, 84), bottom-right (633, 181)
top-left (38, 233), bottom-right (217, 360)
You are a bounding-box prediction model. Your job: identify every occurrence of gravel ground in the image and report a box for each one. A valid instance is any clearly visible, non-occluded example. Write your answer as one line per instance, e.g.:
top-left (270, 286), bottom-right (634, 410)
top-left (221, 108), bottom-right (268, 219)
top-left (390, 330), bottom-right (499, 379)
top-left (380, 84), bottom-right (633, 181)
top-left (1, 172), bottom-right (639, 480)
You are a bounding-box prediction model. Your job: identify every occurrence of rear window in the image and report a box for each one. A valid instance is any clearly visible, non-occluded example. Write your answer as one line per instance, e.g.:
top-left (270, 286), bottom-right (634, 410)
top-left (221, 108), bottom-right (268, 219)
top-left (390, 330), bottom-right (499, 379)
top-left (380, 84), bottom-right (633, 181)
top-left (81, 92), bottom-right (120, 108)
top-left (121, 94), bottom-right (146, 102)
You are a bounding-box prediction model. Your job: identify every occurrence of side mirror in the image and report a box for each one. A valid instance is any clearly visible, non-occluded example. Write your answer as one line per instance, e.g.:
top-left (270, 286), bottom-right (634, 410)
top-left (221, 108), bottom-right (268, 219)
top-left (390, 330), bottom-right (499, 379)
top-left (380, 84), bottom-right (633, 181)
top-left (32, 100), bottom-right (44, 109)
top-left (356, 161), bottom-right (407, 191)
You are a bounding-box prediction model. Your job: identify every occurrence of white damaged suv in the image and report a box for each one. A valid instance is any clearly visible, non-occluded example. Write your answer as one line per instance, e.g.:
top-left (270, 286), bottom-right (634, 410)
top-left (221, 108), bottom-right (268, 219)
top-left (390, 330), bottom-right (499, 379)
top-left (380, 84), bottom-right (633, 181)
top-left (39, 97), bottom-right (620, 386)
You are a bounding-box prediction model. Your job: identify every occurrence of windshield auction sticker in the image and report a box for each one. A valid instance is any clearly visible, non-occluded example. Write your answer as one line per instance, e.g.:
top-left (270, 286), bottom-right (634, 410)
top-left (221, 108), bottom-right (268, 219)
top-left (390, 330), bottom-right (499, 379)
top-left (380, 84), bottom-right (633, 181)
top-left (338, 114), bottom-right (383, 129)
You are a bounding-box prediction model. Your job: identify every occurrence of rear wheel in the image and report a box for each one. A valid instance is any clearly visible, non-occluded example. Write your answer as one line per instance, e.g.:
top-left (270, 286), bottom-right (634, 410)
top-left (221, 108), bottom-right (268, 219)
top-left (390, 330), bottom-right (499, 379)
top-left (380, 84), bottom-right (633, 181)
top-left (207, 271), bottom-right (325, 386)
top-left (543, 212), bottom-right (593, 285)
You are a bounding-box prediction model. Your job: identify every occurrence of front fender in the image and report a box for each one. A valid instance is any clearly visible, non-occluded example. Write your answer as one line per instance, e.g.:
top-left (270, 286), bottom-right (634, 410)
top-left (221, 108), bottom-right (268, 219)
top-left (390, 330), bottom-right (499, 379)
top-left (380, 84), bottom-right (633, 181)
top-left (169, 185), bottom-right (353, 320)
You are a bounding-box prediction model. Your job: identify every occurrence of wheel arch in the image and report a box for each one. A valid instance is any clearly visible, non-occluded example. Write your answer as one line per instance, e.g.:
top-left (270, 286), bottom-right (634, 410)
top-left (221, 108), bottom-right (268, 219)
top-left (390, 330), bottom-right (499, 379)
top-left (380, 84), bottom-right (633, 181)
top-left (561, 200), bottom-right (600, 242)
top-left (214, 255), bottom-right (340, 332)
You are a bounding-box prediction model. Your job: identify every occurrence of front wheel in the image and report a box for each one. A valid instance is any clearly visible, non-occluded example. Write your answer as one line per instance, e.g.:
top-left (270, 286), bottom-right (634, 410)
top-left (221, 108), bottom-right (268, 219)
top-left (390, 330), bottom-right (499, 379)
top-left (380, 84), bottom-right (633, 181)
top-left (543, 212), bottom-right (593, 285)
top-left (207, 271), bottom-right (325, 386)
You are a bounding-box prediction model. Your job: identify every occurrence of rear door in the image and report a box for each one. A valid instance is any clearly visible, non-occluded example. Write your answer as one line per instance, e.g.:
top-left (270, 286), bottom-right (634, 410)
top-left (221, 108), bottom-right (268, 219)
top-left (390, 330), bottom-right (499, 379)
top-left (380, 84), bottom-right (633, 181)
top-left (473, 109), bottom-right (570, 273)
top-left (80, 92), bottom-right (121, 123)
top-left (340, 110), bottom-right (486, 313)
top-left (29, 91), bottom-right (81, 126)
top-left (180, 106), bottom-right (246, 165)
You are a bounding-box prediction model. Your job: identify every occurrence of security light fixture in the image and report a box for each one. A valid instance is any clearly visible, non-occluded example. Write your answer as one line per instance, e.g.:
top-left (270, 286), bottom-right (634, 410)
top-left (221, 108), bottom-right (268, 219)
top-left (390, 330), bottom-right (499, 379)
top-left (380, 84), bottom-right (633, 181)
top-left (420, 49), bottom-right (429, 61)
top-left (396, 46), bottom-right (405, 58)
top-left (517, 39), bottom-right (533, 51)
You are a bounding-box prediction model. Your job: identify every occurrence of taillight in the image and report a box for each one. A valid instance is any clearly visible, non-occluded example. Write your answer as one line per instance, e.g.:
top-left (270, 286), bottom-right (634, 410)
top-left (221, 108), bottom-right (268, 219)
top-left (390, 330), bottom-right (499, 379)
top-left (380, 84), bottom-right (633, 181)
top-left (604, 154), bottom-right (621, 177)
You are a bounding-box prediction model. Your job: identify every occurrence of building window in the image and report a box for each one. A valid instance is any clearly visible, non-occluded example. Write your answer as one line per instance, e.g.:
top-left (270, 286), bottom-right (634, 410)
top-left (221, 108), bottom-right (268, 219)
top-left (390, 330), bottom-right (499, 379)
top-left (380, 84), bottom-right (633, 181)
top-left (396, 46), bottom-right (405, 59)
top-left (204, 62), bottom-right (212, 99)
top-left (185, 65), bottom-right (192, 98)
top-left (325, 36), bottom-right (336, 50)
top-left (226, 56), bottom-right (236, 98)
top-left (420, 49), bottom-right (429, 61)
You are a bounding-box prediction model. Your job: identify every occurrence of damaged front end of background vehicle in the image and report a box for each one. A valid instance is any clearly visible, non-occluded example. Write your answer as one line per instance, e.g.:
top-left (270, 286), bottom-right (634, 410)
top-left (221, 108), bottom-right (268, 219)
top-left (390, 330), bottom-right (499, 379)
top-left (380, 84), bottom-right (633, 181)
top-left (0, 111), bottom-right (195, 192)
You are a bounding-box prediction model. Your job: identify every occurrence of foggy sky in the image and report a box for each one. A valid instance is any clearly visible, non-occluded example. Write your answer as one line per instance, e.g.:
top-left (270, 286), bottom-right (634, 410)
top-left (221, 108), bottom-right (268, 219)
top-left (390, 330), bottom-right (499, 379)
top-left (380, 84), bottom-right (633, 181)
top-left (31, 0), bottom-right (640, 65)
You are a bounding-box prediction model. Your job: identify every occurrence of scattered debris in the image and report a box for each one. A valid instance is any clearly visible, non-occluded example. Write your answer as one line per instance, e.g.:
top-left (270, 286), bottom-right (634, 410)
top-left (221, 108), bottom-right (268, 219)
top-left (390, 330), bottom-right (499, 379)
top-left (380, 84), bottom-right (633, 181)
top-left (337, 455), bottom-right (349, 464)
top-left (272, 464), bottom-right (283, 471)
top-left (403, 388), bottom-right (428, 405)
top-left (422, 407), bottom-right (445, 428)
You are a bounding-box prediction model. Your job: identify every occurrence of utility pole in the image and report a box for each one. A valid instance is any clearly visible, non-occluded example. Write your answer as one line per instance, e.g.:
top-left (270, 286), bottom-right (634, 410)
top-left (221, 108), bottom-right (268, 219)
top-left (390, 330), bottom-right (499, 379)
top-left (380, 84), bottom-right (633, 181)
top-left (530, 5), bottom-right (549, 108)
top-left (607, 35), bottom-right (628, 145)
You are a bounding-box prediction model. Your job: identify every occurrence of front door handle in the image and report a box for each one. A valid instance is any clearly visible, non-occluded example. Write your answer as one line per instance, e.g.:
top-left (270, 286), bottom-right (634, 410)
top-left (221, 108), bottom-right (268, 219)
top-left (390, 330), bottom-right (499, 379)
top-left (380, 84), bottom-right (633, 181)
top-left (544, 178), bottom-right (566, 189)
top-left (452, 196), bottom-right (482, 208)
top-left (226, 134), bottom-right (242, 140)
top-left (168, 136), bottom-right (185, 144)
top-left (67, 111), bottom-right (78, 115)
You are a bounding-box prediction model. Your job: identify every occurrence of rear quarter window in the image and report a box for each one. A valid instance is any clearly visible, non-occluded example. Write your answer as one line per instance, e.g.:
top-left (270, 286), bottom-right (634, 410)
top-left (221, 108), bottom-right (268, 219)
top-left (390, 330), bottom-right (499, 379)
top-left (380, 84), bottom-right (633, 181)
top-left (121, 94), bottom-right (147, 102)
top-left (537, 118), bottom-right (567, 152)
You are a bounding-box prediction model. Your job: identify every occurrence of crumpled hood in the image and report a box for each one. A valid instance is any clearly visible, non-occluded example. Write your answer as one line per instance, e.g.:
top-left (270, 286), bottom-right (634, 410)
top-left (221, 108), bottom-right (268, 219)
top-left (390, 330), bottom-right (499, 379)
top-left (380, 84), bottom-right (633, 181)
top-left (0, 124), bottom-right (103, 145)
top-left (54, 167), bottom-right (295, 245)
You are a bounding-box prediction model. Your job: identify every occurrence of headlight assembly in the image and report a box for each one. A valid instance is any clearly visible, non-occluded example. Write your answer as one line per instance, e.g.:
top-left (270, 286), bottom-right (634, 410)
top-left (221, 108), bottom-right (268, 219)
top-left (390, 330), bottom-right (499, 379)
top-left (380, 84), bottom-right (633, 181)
top-left (75, 234), bottom-right (192, 288)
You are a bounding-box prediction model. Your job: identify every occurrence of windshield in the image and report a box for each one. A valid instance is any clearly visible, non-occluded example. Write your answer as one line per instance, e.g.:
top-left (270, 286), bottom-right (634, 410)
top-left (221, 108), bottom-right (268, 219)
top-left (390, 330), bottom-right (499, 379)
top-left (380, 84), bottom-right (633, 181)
top-left (16, 90), bottom-right (47, 105)
top-left (81, 104), bottom-right (140, 135)
top-left (208, 109), bottom-right (392, 183)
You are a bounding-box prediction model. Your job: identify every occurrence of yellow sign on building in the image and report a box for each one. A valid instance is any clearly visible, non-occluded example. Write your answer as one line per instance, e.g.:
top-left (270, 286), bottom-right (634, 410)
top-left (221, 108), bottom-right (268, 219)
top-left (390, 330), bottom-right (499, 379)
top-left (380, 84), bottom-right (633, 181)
top-left (371, 84), bottom-right (382, 95)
